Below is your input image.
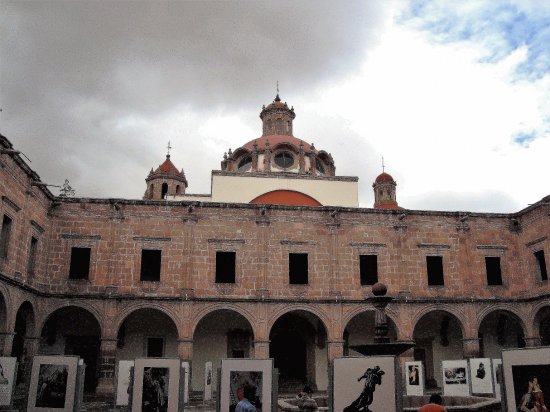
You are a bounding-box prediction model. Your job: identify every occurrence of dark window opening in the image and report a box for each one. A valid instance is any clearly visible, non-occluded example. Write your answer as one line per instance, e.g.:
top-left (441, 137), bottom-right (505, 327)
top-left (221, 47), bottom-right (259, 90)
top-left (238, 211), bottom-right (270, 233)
top-left (216, 251), bottom-right (236, 283)
top-left (176, 185), bottom-right (181, 194)
top-left (360, 255), bottom-right (378, 285)
top-left (0, 215), bottom-right (13, 258)
top-left (161, 183), bottom-right (168, 199)
top-left (69, 247), bottom-right (91, 279)
top-left (146, 337), bottom-right (165, 357)
top-left (315, 158), bottom-right (325, 175)
top-left (27, 237), bottom-right (38, 273)
top-left (289, 253), bottom-right (308, 284)
top-left (535, 250), bottom-right (548, 281)
top-left (486, 256), bottom-right (503, 285)
top-left (140, 249), bottom-right (161, 281)
top-left (238, 156), bottom-right (252, 172)
top-left (426, 256), bottom-right (444, 286)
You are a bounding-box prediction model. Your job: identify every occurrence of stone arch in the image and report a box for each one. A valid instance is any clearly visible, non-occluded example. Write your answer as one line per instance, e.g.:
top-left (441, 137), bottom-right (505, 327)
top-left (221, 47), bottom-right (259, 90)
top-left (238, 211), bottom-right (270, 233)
top-left (191, 303), bottom-right (256, 338)
top-left (113, 303), bottom-right (180, 338)
top-left (39, 305), bottom-right (102, 394)
top-left (475, 304), bottom-right (527, 336)
top-left (37, 301), bottom-right (102, 335)
top-left (342, 308), bottom-right (399, 356)
top-left (267, 305), bottom-right (331, 338)
top-left (0, 285), bottom-right (12, 334)
top-left (268, 308), bottom-right (330, 391)
top-left (11, 301), bottom-right (36, 385)
top-left (411, 305), bottom-right (467, 338)
top-left (477, 308), bottom-right (526, 358)
top-left (533, 304), bottom-right (550, 345)
top-left (412, 308), bottom-right (465, 390)
top-left (191, 307), bottom-right (256, 393)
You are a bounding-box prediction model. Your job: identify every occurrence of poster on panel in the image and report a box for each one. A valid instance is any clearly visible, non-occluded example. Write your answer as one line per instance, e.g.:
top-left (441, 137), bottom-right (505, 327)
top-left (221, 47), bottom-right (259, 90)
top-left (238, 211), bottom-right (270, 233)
top-left (26, 355), bottom-right (80, 412)
top-left (405, 361), bottom-right (424, 396)
top-left (116, 360), bottom-right (134, 406)
top-left (492, 358), bottom-right (502, 400)
top-left (333, 356), bottom-right (399, 412)
top-left (204, 361), bottom-right (213, 401)
top-left (468, 358), bottom-right (494, 395)
top-left (131, 358), bottom-right (182, 412)
top-left (220, 358), bottom-right (272, 412)
top-left (502, 347), bottom-right (550, 412)
top-left (0, 357), bottom-right (17, 406)
top-left (442, 359), bottom-right (470, 396)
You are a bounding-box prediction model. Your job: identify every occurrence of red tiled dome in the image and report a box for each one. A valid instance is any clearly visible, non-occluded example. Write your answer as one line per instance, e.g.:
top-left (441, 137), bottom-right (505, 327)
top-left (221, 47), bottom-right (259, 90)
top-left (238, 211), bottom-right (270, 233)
top-left (242, 135), bottom-right (312, 152)
top-left (154, 156), bottom-right (184, 178)
top-left (375, 172), bottom-right (395, 184)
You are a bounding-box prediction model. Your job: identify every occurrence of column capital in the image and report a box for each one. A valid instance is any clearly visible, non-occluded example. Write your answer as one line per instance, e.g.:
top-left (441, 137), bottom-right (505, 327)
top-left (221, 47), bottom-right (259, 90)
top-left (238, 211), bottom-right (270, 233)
top-left (523, 336), bottom-right (541, 347)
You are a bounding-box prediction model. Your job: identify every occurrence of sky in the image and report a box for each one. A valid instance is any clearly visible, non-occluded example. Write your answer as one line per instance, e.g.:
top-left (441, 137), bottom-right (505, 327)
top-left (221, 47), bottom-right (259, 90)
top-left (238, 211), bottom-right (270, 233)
top-left (1, 0), bottom-right (549, 213)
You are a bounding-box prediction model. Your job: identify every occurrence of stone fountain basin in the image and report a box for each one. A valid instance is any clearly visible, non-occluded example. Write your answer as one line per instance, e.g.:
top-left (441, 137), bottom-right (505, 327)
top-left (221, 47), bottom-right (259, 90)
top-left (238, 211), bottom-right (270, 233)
top-left (403, 395), bottom-right (501, 411)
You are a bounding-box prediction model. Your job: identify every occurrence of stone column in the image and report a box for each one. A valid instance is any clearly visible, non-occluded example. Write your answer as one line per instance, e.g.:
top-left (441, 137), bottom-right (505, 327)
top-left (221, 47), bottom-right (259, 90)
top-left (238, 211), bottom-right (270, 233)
top-left (327, 340), bottom-right (345, 365)
top-left (96, 338), bottom-right (118, 399)
top-left (524, 336), bottom-right (541, 347)
top-left (462, 337), bottom-right (481, 358)
top-left (20, 336), bottom-right (42, 408)
top-left (0, 332), bottom-right (15, 356)
top-left (253, 340), bottom-right (270, 359)
top-left (178, 338), bottom-right (193, 360)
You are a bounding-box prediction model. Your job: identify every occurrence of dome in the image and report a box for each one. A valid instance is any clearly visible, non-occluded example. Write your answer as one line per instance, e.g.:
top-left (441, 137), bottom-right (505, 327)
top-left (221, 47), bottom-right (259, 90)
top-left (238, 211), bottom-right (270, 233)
top-left (154, 155), bottom-right (185, 178)
top-left (243, 135), bottom-right (313, 152)
top-left (375, 172), bottom-right (395, 184)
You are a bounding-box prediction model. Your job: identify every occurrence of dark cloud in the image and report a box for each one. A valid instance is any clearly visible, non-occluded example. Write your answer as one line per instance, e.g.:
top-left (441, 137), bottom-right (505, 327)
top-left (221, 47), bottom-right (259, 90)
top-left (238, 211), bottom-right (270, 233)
top-left (0, 0), bottom-right (387, 198)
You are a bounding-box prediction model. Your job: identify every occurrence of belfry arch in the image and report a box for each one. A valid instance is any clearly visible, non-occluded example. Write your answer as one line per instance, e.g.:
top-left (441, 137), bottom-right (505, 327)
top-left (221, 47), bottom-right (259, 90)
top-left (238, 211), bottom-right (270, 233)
top-left (269, 310), bottom-right (328, 392)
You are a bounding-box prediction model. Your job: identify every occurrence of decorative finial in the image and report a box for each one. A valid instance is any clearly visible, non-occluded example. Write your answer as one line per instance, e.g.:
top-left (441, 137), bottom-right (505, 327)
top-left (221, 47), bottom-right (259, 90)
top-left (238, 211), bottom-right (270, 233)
top-left (382, 156), bottom-right (385, 173)
top-left (167, 141), bottom-right (172, 158)
top-left (277, 80), bottom-right (279, 94)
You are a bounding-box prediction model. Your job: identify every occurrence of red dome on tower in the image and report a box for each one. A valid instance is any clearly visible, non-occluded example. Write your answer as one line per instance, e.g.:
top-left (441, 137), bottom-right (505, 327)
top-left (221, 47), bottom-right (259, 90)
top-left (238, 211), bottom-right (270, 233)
top-left (375, 172), bottom-right (395, 184)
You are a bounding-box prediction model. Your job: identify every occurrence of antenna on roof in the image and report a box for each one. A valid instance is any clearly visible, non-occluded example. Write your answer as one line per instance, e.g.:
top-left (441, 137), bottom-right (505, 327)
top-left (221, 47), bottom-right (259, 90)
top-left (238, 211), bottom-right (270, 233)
top-left (166, 141), bottom-right (172, 157)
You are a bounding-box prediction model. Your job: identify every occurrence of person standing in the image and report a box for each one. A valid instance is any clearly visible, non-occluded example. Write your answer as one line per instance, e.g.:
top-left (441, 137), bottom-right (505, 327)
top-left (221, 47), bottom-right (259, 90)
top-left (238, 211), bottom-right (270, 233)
top-left (419, 393), bottom-right (447, 412)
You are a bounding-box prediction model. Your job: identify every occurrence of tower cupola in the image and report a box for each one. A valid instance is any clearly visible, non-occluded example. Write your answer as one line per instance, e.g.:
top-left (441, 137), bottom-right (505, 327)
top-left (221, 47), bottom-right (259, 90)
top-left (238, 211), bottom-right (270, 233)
top-left (373, 171), bottom-right (399, 209)
top-left (260, 94), bottom-right (296, 136)
top-left (144, 146), bottom-right (188, 200)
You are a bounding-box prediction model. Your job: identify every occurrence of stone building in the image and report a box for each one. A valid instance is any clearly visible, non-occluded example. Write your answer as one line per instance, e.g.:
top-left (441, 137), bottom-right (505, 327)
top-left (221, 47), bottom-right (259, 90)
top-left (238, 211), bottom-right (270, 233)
top-left (0, 94), bottom-right (549, 402)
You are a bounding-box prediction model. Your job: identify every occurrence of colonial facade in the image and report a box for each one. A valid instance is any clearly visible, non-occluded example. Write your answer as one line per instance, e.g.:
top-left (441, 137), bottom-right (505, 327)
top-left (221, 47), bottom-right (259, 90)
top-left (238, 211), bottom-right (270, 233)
top-left (0, 95), bottom-right (549, 403)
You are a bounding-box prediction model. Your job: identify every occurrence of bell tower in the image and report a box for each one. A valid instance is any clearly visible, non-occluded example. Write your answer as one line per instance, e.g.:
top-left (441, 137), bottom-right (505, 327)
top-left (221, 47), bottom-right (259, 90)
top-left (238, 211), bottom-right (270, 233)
top-left (144, 143), bottom-right (188, 200)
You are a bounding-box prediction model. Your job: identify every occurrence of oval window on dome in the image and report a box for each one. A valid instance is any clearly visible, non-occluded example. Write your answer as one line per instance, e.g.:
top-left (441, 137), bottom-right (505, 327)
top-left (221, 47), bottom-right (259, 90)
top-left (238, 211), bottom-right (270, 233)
top-left (237, 155), bottom-right (252, 172)
top-left (274, 151), bottom-right (294, 169)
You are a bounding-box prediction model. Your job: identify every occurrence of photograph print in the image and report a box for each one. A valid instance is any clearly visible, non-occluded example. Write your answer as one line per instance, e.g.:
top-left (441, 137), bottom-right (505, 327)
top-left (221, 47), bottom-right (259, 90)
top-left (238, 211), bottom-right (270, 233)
top-left (502, 347), bottom-right (550, 412)
top-left (333, 356), bottom-right (398, 412)
top-left (405, 361), bottom-right (423, 396)
top-left (220, 359), bottom-right (272, 412)
top-left (511, 365), bottom-right (550, 412)
top-left (442, 360), bottom-right (469, 396)
top-left (229, 370), bottom-right (263, 412)
top-left (35, 364), bottom-right (69, 408)
top-left (142, 367), bottom-right (169, 412)
top-left (0, 357), bottom-right (17, 406)
top-left (468, 358), bottom-right (493, 395)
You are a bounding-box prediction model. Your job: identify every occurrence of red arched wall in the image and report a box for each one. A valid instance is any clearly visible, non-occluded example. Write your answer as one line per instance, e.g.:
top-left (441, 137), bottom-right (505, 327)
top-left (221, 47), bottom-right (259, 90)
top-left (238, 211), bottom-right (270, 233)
top-left (250, 190), bottom-right (322, 206)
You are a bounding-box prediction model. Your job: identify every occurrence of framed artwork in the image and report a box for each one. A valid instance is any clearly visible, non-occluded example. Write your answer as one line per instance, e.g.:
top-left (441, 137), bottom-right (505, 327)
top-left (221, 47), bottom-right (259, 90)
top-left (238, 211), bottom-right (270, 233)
top-left (27, 355), bottom-right (80, 412)
top-left (492, 358), bottom-right (502, 400)
top-left (405, 361), bottom-right (424, 396)
top-left (0, 357), bottom-right (17, 407)
top-left (115, 360), bottom-right (134, 406)
top-left (204, 361), bottom-right (213, 401)
top-left (131, 358), bottom-right (183, 412)
top-left (333, 356), bottom-right (399, 412)
top-left (442, 359), bottom-right (469, 396)
top-left (502, 347), bottom-right (550, 412)
top-left (220, 358), bottom-right (273, 412)
top-left (468, 358), bottom-right (494, 395)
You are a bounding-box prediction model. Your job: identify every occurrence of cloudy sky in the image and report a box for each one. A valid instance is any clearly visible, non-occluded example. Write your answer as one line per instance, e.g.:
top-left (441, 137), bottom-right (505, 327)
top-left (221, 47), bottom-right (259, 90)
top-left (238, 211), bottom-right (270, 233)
top-left (1, 0), bottom-right (548, 212)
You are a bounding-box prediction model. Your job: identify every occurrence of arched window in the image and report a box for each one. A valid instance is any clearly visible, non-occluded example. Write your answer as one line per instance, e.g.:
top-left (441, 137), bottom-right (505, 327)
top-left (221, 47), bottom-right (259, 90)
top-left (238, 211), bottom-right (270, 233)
top-left (276, 118), bottom-right (283, 133)
top-left (150, 184), bottom-right (154, 197)
top-left (176, 185), bottom-right (181, 195)
top-left (161, 183), bottom-right (168, 199)
top-left (238, 156), bottom-right (252, 172)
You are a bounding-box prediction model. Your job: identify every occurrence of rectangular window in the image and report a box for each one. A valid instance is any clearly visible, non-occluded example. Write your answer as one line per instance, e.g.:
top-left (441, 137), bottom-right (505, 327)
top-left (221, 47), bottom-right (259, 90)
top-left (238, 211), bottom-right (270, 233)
top-left (289, 253), bottom-right (308, 284)
top-left (215, 251), bottom-right (236, 283)
top-left (535, 250), bottom-right (548, 281)
top-left (140, 249), bottom-right (162, 281)
top-left (485, 256), bottom-right (503, 285)
top-left (360, 255), bottom-right (378, 285)
top-left (146, 336), bottom-right (165, 357)
top-left (426, 256), bottom-right (444, 286)
top-left (69, 247), bottom-right (91, 279)
top-left (27, 237), bottom-right (38, 273)
top-left (0, 215), bottom-right (13, 258)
